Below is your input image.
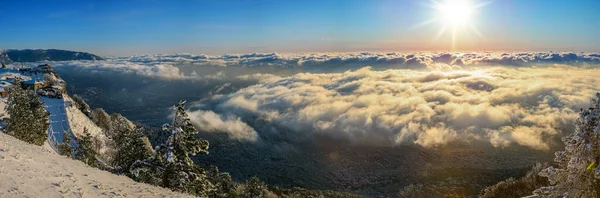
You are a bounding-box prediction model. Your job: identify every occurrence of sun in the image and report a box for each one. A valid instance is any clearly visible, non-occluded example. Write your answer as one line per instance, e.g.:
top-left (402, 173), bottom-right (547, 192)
top-left (416, 0), bottom-right (489, 51)
top-left (437, 0), bottom-right (474, 27)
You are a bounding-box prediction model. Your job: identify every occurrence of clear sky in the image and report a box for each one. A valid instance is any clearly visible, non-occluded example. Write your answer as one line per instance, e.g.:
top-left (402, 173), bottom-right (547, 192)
top-left (1, 0), bottom-right (599, 56)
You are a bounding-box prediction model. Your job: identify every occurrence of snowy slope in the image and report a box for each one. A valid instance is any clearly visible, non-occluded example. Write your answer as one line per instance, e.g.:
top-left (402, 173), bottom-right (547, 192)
top-left (0, 132), bottom-right (192, 198)
top-left (63, 95), bottom-right (108, 155)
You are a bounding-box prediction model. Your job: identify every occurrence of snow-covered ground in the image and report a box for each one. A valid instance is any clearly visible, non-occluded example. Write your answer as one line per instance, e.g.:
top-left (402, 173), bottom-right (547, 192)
top-left (0, 68), bottom-right (32, 82)
top-left (0, 132), bottom-right (192, 198)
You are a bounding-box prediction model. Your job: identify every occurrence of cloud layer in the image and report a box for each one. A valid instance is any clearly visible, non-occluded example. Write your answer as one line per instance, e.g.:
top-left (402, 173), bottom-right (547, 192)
top-left (198, 66), bottom-right (600, 150)
top-left (122, 52), bottom-right (600, 69)
top-left (17, 52), bottom-right (600, 80)
top-left (12, 52), bottom-right (600, 148)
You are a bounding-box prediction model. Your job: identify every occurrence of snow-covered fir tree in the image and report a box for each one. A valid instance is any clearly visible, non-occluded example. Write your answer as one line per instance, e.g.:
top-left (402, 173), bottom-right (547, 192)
top-left (159, 100), bottom-right (212, 194)
top-left (59, 132), bottom-right (73, 158)
top-left (4, 78), bottom-right (49, 146)
top-left (534, 93), bottom-right (600, 197)
top-left (130, 100), bottom-right (240, 197)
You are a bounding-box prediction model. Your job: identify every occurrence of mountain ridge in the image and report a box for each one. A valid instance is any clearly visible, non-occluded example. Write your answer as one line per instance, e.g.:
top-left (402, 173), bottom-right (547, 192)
top-left (0, 49), bottom-right (103, 63)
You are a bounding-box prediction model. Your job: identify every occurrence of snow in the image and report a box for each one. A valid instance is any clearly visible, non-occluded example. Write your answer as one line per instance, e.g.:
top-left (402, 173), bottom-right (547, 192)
top-left (41, 97), bottom-right (73, 150)
top-left (63, 95), bottom-right (108, 155)
top-left (0, 132), bottom-right (192, 198)
top-left (0, 68), bottom-right (32, 82)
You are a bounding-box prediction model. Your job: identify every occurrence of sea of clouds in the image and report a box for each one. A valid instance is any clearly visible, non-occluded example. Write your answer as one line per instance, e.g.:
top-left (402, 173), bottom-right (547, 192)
top-left (20, 52), bottom-right (600, 150)
top-left (26, 52), bottom-right (600, 79)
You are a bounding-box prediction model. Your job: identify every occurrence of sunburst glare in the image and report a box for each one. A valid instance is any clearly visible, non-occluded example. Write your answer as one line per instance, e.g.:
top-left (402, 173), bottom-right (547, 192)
top-left (419, 0), bottom-right (490, 51)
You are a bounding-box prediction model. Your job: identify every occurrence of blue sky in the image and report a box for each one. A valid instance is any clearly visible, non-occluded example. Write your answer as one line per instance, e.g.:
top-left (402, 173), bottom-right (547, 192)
top-left (1, 0), bottom-right (599, 56)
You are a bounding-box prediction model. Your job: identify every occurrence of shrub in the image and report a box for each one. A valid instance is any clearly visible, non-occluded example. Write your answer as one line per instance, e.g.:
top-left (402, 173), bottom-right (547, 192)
top-left (236, 176), bottom-right (270, 198)
top-left (72, 94), bottom-right (91, 117)
top-left (479, 163), bottom-right (550, 198)
top-left (398, 184), bottom-right (429, 198)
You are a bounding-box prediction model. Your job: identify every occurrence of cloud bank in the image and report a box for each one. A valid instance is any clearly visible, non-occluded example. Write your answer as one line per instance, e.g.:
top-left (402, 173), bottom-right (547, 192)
top-left (17, 52), bottom-right (600, 80)
top-left (197, 66), bottom-right (600, 150)
top-left (122, 52), bottom-right (600, 69)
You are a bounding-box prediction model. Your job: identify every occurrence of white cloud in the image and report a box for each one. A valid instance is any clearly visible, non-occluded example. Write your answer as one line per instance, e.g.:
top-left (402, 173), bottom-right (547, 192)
top-left (119, 52), bottom-right (600, 69)
top-left (187, 110), bottom-right (259, 142)
top-left (17, 52), bottom-right (600, 80)
top-left (199, 66), bottom-right (600, 149)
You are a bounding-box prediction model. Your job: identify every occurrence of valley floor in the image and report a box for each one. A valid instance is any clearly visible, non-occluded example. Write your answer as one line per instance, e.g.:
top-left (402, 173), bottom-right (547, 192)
top-left (0, 132), bottom-right (192, 198)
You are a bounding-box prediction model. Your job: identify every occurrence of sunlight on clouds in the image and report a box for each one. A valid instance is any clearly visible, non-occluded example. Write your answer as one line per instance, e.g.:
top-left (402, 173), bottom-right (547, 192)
top-left (200, 66), bottom-right (600, 149)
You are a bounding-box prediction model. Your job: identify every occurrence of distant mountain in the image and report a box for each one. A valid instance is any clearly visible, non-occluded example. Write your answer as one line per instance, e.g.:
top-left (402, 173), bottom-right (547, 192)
top-left (0, 49), bottom-right (103, 63)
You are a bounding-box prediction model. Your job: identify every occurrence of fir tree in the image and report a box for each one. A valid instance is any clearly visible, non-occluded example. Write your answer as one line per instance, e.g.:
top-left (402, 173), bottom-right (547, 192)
top-left (75, 127), bottom-right (98, 167)
top-left (534, 93), bottom-right (600, 197)
top-left (159, 99), bottom-right (212, 195)
top-left (130, 100), bottom-right (215, 197)
top-left (4, 78), bottom-right (50, 145)
top-left (110, 114), bottom-right (152, 172)
top-left (58, 132), bottom-right (73, 158)
top-left (161, 99), bottom-right (210, 165)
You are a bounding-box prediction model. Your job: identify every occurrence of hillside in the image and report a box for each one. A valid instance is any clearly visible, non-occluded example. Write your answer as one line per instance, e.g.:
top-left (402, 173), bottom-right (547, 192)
top-left (0, 132), bottom-right (192, 198)
top-left (0, 49), bottom-right (103, 63)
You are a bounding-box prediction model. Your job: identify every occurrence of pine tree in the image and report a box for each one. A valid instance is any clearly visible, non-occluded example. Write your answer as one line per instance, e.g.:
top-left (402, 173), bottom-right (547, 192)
top-left (159, 99), bottom-right (212, 195)
top-left (4, 78), bottom-right (50, 145)
top-left (110, 114), bottom-right (152, 172)
top-left (75, 127), bottom-right (98, 167)
top-left (534, 93), bottom-right (600, 197)
top-left (1, 61), bottom-right (6, 68)
top-left (59, 132), bottom-right (73, 158)
top-left (130, 100), bottom-right (214, 197)
top-left (161, 100), bottom-right (210, 165)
